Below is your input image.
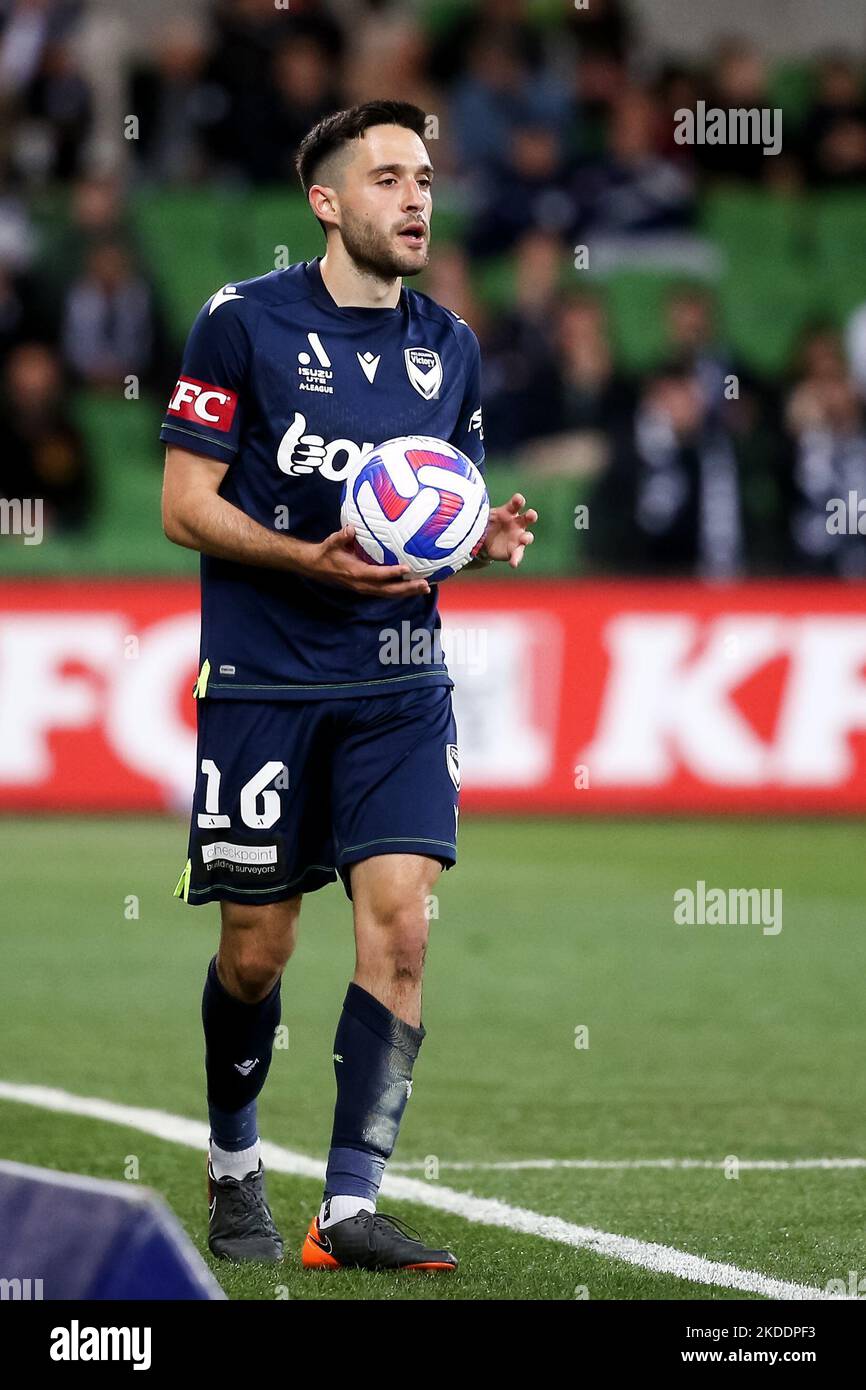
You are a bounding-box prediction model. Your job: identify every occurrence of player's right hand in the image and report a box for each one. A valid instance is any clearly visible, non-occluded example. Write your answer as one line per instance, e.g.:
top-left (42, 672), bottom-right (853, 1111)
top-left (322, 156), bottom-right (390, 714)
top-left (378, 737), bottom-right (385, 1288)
top-left (304, 525), bottom-right (432, 597)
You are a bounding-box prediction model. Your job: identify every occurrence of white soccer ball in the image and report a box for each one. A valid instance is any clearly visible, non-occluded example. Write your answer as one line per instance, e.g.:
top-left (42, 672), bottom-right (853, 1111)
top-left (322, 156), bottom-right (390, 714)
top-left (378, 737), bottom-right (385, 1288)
top-left (340, 435), bottom-right (489, 582)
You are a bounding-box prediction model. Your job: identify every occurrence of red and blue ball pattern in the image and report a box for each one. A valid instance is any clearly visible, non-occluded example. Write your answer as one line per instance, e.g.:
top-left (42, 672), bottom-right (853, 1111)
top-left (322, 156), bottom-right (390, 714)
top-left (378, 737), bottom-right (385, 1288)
top-left (341, 436), bottom-right (489, 582)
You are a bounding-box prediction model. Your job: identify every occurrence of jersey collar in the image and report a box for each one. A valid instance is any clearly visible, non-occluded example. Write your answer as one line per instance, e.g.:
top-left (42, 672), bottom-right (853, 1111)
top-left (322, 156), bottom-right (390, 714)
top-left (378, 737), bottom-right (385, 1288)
top-left (304, 256), bottom-right (407, 321)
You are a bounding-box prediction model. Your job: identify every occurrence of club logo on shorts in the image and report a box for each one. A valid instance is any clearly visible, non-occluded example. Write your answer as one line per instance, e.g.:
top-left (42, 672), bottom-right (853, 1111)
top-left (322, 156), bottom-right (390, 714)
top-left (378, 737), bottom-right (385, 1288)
top-left (404, 347), bottom-right (442, 400)
top-left (446, 743), bottom-right (460, 790)
top-left (167, 377), bottom-right (238, 431)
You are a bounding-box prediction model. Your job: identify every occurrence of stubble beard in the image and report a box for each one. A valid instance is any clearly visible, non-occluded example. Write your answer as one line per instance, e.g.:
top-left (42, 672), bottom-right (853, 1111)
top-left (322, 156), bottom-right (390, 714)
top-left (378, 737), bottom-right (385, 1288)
top-left (339, 211), bottom-right (429, 283)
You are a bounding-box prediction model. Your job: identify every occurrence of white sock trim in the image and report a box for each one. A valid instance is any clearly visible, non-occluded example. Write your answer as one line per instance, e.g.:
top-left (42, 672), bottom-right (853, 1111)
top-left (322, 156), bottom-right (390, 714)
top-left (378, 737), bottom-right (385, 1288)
top-left (209, 1138), bottom-right (261, 1182)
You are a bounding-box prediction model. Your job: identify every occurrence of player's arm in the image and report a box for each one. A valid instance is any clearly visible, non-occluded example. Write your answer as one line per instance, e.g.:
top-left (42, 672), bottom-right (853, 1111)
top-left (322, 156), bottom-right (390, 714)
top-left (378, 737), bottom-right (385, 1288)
top-left (161, 445), bottom-right (430, 596)
top-left (450, 324), bottom-right (537, 570)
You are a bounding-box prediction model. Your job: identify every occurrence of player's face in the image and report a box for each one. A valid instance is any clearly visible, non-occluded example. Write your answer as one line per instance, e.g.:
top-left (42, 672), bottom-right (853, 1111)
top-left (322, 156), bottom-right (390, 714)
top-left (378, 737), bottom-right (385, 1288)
top-left (336, 124), bottom-right (432, 279)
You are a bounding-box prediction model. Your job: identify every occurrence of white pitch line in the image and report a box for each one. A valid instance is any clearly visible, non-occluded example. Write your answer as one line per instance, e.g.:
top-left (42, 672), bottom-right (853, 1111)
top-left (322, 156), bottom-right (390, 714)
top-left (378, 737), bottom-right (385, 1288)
top-left (389, 1157), bottom-right (866, 1172)
top-left (0, 1081), bottom-right (850, 1301)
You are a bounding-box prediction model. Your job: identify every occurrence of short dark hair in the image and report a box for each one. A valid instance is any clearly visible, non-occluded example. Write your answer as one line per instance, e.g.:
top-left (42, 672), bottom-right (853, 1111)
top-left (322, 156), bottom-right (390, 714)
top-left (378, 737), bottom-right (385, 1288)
top-left (295, 100), bottom-right (428, 199)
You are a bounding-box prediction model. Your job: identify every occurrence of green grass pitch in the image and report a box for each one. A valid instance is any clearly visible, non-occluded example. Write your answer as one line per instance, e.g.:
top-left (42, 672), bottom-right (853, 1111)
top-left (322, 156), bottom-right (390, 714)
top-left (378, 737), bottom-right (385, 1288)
top-left (2, 815), bottom-right (865, 1300)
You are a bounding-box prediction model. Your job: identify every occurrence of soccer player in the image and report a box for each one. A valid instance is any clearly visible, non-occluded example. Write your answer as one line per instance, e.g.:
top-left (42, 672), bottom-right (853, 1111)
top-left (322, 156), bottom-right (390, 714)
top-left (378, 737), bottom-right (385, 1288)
top-left (160, 101), bottom-right (536, 1272)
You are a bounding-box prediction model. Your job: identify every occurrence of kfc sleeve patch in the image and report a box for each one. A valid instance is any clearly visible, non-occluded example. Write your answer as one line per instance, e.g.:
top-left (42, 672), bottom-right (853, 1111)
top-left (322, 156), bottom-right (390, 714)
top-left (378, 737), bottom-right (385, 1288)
top-left (167, 377), bottom-right (239, 432)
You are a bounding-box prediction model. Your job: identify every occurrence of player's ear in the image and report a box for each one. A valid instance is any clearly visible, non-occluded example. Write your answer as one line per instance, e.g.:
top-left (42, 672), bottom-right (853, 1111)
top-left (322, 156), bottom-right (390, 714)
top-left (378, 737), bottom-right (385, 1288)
top-left (308, 185), bottom-right (339, 227)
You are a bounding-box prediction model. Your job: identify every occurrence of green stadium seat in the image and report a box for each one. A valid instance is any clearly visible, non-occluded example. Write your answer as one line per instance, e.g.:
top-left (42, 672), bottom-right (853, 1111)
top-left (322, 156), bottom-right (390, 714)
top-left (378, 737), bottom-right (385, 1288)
top-left (474, 256), bottom-right (516, 311)
top-left (132, 190), bottom-right (247, 341)
top-left (718, 261), bottom-right (818, 376)
top-left (247, 191), bottom-right (323, 277)
top-left (813, 195), bottom-right (866, 319)
top-left (431, 205), bottom-right (470, 246)
top-left (73, 394), bottom-right (195, 574)
top-left (599, 270), bottom-right (690, 374)
top-left (768, 60), bottom-right (815, 131)
top-left (701, 189), bottom-right (810, 268)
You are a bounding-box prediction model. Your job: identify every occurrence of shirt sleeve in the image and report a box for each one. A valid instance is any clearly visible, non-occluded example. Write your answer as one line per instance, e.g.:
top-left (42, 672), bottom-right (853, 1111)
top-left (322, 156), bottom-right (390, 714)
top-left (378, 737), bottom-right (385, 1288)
top-left (451, 323), bottom-right (485, 474)
top-left (159, 288), bottom-right (255, 463)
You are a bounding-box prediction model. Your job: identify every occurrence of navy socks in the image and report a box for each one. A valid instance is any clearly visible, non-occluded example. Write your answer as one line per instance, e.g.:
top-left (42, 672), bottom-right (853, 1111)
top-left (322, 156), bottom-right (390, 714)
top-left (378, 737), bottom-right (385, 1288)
top-left (201, 962), bottom-right (423, 1199)
top-left (324, 982), bottom-right (425, 1203)
top-left (201, 956), bottom-right (280, 1152)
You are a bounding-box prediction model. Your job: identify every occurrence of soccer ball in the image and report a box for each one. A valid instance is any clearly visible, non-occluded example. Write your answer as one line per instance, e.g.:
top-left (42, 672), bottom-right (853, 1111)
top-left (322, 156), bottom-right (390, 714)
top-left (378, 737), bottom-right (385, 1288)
top-left (340, 436), bottom-right (490, 583)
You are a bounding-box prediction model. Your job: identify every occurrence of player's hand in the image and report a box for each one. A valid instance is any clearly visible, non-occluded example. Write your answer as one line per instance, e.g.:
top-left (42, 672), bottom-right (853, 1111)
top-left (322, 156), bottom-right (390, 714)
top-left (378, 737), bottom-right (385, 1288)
top-left (480, 493), bottom-right (537, 569)
top-left (305, 525), bottom-right (432, 597)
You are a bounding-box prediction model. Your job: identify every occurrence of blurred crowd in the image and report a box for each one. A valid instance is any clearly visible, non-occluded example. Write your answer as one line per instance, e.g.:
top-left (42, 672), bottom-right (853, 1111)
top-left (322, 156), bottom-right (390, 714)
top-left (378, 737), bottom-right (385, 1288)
top-left (1, 0), bottom-right (866, 576)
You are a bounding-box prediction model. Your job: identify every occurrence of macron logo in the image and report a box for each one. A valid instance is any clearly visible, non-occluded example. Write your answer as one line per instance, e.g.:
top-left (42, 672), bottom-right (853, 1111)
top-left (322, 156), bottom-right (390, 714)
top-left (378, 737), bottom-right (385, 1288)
top-left (234, 1058), bottom-right (259, 1077)
top-left (167, 377), bottom-right (238, 432)
top-left (357, 350), bottom-right (381, 384)
top-left (209, 284), bottom-right (244, 315)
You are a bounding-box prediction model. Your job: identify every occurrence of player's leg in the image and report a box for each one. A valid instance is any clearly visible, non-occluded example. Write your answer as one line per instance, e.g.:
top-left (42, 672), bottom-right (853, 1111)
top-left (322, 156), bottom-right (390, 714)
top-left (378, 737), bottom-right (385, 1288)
top-left (323, 851), bottom-right (437, 1210)
top-left (205, 896), bottom-right (301, 1173)
top-left (350, 850), bottom-right (433, 1025)
top-left (303, 686), bottom-right (459, 1272)
top-left (177, 695), bottom-right (337, 1262)
top-left (203, 897), bottom-right (300, 1263)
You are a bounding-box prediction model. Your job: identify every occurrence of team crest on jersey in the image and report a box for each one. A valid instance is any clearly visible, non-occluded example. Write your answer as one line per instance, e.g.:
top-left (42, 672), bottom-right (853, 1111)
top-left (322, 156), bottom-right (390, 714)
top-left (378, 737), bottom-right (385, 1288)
top-left (404, 347), bottom-right (442, 400)
top-left (446, 743), bottom-right (460, 790)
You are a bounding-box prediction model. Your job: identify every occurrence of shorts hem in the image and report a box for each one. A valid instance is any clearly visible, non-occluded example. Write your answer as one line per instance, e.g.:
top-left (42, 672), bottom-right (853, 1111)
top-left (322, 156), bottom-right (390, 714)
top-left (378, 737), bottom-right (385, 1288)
top-left (338, 836), bottom-right (457, 870)
top-left (182, 862), bottom-right (337, 906)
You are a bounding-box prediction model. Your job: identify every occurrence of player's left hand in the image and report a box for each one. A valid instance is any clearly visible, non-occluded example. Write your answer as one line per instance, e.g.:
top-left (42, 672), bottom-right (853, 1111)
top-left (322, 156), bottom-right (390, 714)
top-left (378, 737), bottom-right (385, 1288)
top-left (480, 494), bottom-right (538, 568)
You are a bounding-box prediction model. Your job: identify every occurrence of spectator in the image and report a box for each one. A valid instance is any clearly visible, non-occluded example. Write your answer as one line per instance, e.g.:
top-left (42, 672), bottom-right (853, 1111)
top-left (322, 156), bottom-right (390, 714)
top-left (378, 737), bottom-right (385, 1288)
top-left (655, 63), bottom-right (702, 167)
top-left (563, 0), bottom-right (634, 160)
top-left (419, 242), bottom-right (486, 330)
top-left (18, 37), bottom-right (91, 181)
top-left (425, 239), bottom-right (561, 458)
top-left (0, 0), bottom-right (83, 101)
top-left (128, 18), bottom-right (217, 184)
top-left (204, 0), bottom-right (344, 182)
top-left (665, 283), bottom-right (758, 425)
top-left (343, 15), bottom-right (437, 114)
top-left (784, 326), bottom-right (866, 576)
top-left (428, 0), bottom-right (549, 91)
top-left (553, 289), bottom-right (633, 436)
top-left (693, 39), bottom-right (772, 184)
top-left (450, 30), bottom-right (570, 179)
top-left (60, 236), bottom-right (170, 393)
top-left (802, 54), bottom-right (866, 187)
top-left (589, 363), bottom-right (746, 577)
top-left (0, 261), bottom-right (52, 359)
top-left (0, 340), bottom-right (91, 533)
top-left (466, 120), bottom-right (577, 257)
top-left (34, 172), bottom-right (133, 327)
top-left (573, 87), bottom-right (694, 242)
top-left (251, 34), bottom-right (344, 183)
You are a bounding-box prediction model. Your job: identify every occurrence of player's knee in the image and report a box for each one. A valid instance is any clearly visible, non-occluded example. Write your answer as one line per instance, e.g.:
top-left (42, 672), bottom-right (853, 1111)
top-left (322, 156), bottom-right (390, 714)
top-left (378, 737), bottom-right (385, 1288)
top-left (219, 944), bottom-right (287, 1003)
top-left (218, 899), bottom-right (300, 1002)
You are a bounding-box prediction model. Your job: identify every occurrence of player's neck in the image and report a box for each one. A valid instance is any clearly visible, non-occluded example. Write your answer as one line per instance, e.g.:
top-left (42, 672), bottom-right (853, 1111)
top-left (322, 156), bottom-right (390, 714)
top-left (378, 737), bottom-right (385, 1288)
top-left (318, 249), bottom-right (401, 311)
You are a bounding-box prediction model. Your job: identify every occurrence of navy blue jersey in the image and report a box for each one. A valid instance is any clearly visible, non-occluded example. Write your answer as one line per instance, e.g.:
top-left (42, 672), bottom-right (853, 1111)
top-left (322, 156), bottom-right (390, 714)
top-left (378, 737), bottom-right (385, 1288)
top-left (160, 256), bottom-right (485, 700)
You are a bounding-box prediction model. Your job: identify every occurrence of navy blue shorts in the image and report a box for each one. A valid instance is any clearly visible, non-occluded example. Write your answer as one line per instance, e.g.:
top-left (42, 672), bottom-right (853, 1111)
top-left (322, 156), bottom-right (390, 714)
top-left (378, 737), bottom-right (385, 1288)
top-left (176, 686), bottom-right (460, 907)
